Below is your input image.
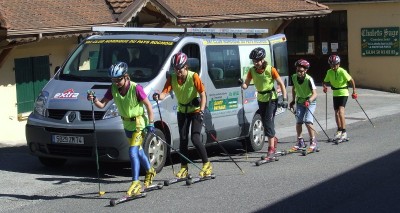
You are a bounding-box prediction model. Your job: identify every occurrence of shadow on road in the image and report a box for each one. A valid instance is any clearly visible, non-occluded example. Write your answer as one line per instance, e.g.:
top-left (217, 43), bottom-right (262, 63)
top-left (254, 148), bottom-right (400, 213)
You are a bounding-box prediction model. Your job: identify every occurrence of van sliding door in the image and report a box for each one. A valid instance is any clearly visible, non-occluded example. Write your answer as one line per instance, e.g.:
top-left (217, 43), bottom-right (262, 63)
top-left (204, 45), bottom-right (241, 141)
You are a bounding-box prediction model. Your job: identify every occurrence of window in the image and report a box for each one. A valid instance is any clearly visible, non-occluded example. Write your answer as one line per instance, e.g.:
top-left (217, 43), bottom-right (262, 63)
top-left (206, 46), bottom-right (241, 89)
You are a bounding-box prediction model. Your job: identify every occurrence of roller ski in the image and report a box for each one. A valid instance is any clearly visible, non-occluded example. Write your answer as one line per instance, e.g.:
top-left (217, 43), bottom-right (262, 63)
top-left (276, 138), bottom-right (307, 156)
top-left (302, 139), bottom-right (320, 156)
top-left (186, 174), bottom-right (216, 185)
top-left (186, 162), bottom-right (215, 185)
top-left (164, 176), bottom-right (193, 186)
top-left (109, 181), bottom-right (163, 207)
top-left (110, 192), bottom-right (147, 207)
top-left (255, 147), bottom-right (279, 166)
top-left (164, 165), bottom-right (192, 186)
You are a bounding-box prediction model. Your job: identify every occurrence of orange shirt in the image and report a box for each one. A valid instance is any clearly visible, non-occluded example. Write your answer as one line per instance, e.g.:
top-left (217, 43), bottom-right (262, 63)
top-left (162, 72), bottom-right (205, 94)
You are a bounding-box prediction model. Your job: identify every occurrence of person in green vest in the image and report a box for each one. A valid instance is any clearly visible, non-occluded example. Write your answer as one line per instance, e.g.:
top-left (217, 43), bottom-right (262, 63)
top-left (153, 52), bottom-right (212, 178)
top-left (239, 47), bottom-right (288, 160)
top-left (87, 62), bottom-right (156, 196)
top-left (289, 59), bottom-right (318, 151)
top-left (323, 55), bottom-right (357, 141)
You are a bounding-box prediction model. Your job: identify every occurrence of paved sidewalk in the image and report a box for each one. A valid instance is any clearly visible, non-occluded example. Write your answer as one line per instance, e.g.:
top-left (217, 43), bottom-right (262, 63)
top-left (1, 87), bottom-right (399, 148)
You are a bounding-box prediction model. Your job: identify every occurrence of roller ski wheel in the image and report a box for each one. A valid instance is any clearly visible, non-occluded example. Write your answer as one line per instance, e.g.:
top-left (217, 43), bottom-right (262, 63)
top-left (301, 147), bottom-right (320, 156)
top-left (186, 174), bottom-right (216, 186)
top-left (334, 137), bottom-right (350, 145)
top-left (143, 183), bottom-right (164, 192)
top-left (255, 156), bottom-right (279, 166)
top-left (164, 174), bottom-right (192, 186)
top-left (109, 193), bottom-right (147, 207)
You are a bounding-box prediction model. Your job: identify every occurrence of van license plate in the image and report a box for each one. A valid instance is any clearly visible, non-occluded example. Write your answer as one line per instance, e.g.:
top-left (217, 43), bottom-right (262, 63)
top-left (52, 135), bottom-right (84, 144)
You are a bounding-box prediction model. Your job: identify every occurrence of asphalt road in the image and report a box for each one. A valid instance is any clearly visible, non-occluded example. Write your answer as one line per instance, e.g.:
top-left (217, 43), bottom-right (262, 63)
top-left (1, 114), bottom-right (400, 213)
top-left (1, 88), bottom-right (400, 213)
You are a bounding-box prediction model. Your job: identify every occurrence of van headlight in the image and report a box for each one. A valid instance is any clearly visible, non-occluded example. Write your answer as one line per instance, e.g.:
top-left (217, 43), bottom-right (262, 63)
top-left (103, 103), bottom-right (119, 119)
top-left (34, 92), bottom-right (49, 117)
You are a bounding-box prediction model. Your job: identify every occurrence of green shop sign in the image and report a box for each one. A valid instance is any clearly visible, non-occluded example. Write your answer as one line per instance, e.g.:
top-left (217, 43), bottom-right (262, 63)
top-left (361, 27), bottom-right (399, 56)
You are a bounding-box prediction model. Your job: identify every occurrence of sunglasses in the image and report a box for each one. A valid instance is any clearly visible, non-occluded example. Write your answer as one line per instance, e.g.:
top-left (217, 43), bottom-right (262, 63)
top-left (111, 76), bottom-right (124, 83)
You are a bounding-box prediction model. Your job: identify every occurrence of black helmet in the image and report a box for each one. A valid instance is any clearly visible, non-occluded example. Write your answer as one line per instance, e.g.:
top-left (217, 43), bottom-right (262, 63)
top-left (249, 47), bottom-right (266, 60)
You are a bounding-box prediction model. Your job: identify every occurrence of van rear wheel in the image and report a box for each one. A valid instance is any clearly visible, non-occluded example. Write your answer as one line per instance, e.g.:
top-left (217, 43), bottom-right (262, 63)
top-left (143, 129), bottom-right (167, 173)
top-left (244, 114), bottom-right (265, 152)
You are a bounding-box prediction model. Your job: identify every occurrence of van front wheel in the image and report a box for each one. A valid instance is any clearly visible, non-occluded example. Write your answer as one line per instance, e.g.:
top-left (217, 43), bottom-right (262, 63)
top-left (244, 114), bottom-right (265, 152)
top-left (143, 129), bottom-right (167, 173)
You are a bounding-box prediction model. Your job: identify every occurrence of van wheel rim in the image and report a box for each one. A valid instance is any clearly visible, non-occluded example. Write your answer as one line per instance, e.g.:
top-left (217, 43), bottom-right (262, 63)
top-left (252, 120), bottom-right (264, 146)
top-left (148, 137), bottom-right (165, 168)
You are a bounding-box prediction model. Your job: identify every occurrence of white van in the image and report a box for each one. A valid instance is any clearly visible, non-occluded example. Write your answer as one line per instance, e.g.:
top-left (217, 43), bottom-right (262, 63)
top-left (26, 27), bottom-right (289, 172)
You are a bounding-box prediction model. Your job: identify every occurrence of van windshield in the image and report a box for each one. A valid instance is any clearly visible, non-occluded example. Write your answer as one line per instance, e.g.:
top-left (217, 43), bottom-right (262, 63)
top-left (59, 39), bottom-right (175, 83)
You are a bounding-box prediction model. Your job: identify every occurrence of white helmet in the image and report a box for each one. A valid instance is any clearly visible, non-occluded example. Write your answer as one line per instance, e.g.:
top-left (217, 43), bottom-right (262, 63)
top-left (109, 62), bottom-right (128, 78)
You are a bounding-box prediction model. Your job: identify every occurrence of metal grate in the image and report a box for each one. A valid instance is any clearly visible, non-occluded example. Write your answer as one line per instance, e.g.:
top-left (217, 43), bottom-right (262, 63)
top-left (47, 109), bottom-right (105, 121)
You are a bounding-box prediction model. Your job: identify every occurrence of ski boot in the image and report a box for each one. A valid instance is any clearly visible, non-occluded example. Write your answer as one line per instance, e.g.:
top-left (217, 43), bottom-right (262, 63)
top-left (334, 130), bottom-right (342, 141)
top-left (340, 132), bottom-right (348, 141)
top-left (335, 132), bottom-right (349, 144)
top-left (144, 167), bottom-right (156, 188)
top-left (199, 162), bottom-right (213, 178)
top-left (176, 164), bottom-right (189, 179)
top-left (264, 147), bottom-right (277, 160)
top-left (127, 180), bottom-right (142, 196)
top-left (309, 138), bottom-right (318, 152)
top-left (290, 138), bottom-right (306, 151)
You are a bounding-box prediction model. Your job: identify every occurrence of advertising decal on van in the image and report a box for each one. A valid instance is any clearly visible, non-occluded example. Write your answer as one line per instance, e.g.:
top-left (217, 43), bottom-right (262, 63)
top-left (54, 89), bottom-right (79, 99)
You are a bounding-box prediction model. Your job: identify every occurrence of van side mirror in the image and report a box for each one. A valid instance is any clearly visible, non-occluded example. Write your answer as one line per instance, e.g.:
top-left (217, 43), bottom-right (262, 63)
top-left (54, 66), bottom-right (60, 75)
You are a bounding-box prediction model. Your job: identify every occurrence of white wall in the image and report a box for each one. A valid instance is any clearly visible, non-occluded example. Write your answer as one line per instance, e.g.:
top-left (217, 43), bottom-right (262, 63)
top-left (0, 37), bottom-right (77, 142)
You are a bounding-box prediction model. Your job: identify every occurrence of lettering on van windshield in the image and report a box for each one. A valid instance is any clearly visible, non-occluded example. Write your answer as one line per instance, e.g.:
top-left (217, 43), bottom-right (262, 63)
top-left (202, 40), bottom-right (269, 45)
top-left (208, 91), bottom-right (239, 112)
top-left (85, 39), bottom-right (174, 45)
top-left (54, 89), bottom-right (79, 99)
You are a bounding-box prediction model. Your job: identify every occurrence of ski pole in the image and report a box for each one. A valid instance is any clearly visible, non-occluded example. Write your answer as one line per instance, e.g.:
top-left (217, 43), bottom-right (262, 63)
top-left (88, 91), bottom-right (105, 196)
top-left (355, 99), bottom-right (375, 127)
top-left (239, 79), bottom-right (248, 159)
top-left (149, 132), bottom-right (202, 171)
top-left (306, 107), bottom-right (332, 141)
top-left (325, 91), bottom-right (328, 131)
top-left (202, 123), bottom-right (245, 174)
top-left (155, 98), bottom-right (175, 174)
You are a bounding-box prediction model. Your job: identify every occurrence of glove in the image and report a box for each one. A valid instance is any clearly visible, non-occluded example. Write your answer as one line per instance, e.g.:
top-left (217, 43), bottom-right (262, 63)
top-left (352, 93), bottom-right (358, 99)
top-left (152, 93), bottom-right (160, 101)
top-left (323, 87), bottom-right (328, 93)
top-left (304, 100), bottom-right (310, 108)
top-left (87, 90), bottom-right (96, 102)
top-left (145, 123), bottom-right (155, 133)
top-left (289, 101), bottom-right (295, 109)
top-left (237, 78), bottom-right (244, 86)
top-left (281, 99), bottom-right (288, 109)
top-left (199, 110), bottom-right (204, 122)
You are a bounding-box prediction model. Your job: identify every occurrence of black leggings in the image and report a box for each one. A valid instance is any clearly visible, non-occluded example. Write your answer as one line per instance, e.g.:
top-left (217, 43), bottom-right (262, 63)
top-left (258, 100), bottom-right (278, 138)
top-left (177, 112), bottom-right (208, 164)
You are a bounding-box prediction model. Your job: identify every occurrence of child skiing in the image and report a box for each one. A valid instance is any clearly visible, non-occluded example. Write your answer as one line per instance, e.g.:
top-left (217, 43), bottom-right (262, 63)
top-left (289, 59), bottom-right (318, 151)
top-left (322, 55), bottom-right (357, 141)
top-left (153, 52), bottom-right (212, 179)
top-left (240, 47), bottom-right (288, 160)
top-left (87, 62), bottom-right (156, 196)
